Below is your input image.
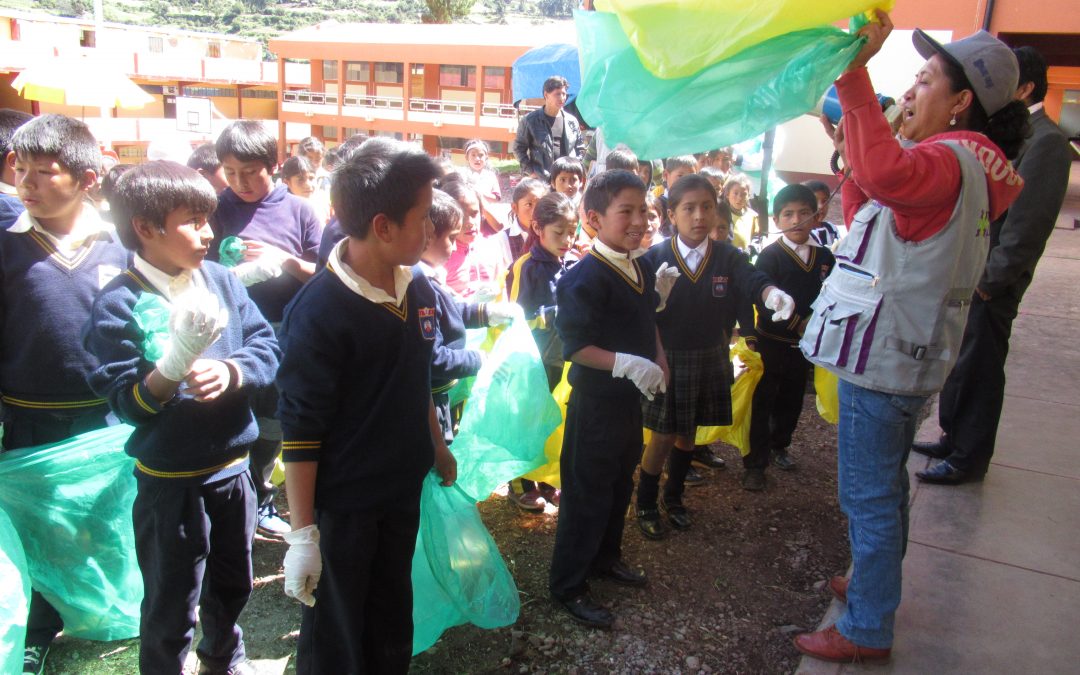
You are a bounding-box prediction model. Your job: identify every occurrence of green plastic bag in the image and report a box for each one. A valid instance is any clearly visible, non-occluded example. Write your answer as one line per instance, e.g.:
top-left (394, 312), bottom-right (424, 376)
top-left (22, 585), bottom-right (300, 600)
top-left (450, 318), bottom-right (561, 502)
top-left (593, 0), bottom-right (892, 79)
top-left (133, 292), bottom-right (171, 362)
top-left (0, 424), bottom-right (142, 641)
top-left (412, 473), bottom-right (519, 655)
top-left (575, 10), bottom-right (864, 159)
top-left (0, 509), bottom-right (29, 675)
top-left (218, 236), bottom-right (246, 268)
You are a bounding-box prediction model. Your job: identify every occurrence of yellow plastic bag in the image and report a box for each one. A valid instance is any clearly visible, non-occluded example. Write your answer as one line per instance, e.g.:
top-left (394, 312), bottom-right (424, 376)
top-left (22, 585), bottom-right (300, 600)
top-left (694, 338), bottom-right (763, 456)
top-left (593, 0), bottom-right (893, 79)
top-left (815, 366), bottom-right (840, 425)
top-left (524, 362), bottom-right (572, 488)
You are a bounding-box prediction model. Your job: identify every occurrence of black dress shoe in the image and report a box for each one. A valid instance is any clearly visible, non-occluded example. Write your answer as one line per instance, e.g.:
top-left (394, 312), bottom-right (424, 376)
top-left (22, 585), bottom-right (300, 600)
top-left (684, 465), bottom-right (706, 487)
top-left (660, 499), bottom-right (692, 530)
top-left (916, 460), bottom-right (969, 485)
top-left (556, 594), bottom-right (613, 629)
top-left (772, 449), bottom-right (797, 471)
top-left (636, 508), bottom-right (666, 540)
top-left (594, 559), bottom-right (648, 587)
top-left (692, 445), bottom-right (727, 469)
top-left (911, 439), bottom-right (949, 459)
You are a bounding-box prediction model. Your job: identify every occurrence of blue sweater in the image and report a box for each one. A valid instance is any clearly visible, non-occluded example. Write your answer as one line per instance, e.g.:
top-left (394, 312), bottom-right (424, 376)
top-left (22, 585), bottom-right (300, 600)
top-left (316, 217), bottom-right (344, 271)
top-left (0, 225), bottom-right (128, 410)
top-left (84, 262), bottom-right (280, 484)
top-left (0, 193), bottom-right (25, 230)
top-left (209, 184), bottom-right (322, 322)
top-left (555, 249), bottom-right (658, 399)
top-left (642, 237), bottom-right (772, 351)
top-left (413, 265), bottom-right (486, 393)
top-left (277, 267), bottom-right (439, 511)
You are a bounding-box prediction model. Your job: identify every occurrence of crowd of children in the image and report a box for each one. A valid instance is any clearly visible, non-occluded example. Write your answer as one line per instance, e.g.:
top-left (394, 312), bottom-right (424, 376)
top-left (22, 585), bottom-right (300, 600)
top-left (0, 108), bottom-right (849, 673)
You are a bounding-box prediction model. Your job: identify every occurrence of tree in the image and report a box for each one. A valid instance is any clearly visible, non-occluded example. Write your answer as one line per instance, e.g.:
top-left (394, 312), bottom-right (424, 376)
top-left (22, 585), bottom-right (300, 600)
top-left (422, 0), bottom-right (475, 23)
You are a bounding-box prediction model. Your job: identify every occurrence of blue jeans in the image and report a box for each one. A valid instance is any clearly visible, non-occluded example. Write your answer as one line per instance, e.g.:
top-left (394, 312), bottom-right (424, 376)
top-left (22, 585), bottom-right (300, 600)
top-left (835, 379), bottom-right (926, 649)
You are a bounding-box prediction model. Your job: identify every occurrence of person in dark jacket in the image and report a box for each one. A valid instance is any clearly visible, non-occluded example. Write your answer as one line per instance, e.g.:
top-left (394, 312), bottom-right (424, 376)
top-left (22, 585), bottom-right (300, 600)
top-left (514, 76), bottom-right (585, 180)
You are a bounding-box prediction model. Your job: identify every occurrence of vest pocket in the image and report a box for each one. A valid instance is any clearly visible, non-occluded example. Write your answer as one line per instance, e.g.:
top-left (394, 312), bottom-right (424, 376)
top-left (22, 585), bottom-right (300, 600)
top-left (804, 263), bottom-right (883, 375)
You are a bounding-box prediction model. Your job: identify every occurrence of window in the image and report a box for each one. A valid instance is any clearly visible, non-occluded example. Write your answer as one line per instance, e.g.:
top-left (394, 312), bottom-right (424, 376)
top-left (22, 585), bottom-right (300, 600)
top-left (148, 36), bottom-right (163, 53)
top-left (374, 62), bottom-right (403, 84)
top-left (207, 42), bottom-right (221, 58)
top-left (322, 125), bottom-right (339, 139)
top-left (241, 89), bottom-right (277, 99)
top-left (322, 60), bottom-right (338, 81)
top-left (345, 61), bottom-right (369, 82)
top-left (440, 65), bottom-right (476, 88)
top-left (117, 145), bottom-right (146, 160)
top-left (183, 86), bottom-right (236, 98)
top-left (483, 67), bottom-right (506, 89)
top-left (80, 29), bottom-right (95, 48)
top-left (438, 137), bottom-right (468, 151)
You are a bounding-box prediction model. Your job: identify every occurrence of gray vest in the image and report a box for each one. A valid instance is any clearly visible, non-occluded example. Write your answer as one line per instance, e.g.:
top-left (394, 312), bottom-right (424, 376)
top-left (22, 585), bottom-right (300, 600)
top-left (800, 141), bottom-right (992, 396)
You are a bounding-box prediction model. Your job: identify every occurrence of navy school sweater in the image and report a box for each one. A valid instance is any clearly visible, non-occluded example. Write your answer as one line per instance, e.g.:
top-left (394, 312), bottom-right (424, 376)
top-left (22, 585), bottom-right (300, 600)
top-left (751, 240), bottom-right (835, 345)
top-left (0, 225), bottom-right (129, 410)
top-left (642, 237), bottom-right (772, 351)
top-left (413, 264), bottom-right (486, 393)
top-left (508, 243), bottom-right (566, 321)
top-left (209, 184), bottom-right (322, 322)
top-left (276, 267), bottom-right (438, 511)
top-left (83, 262), bottom-right (280, 484)
top-left (0, 192), bottom-right (25, 230)
top-left (555, 249), bottom-right (658, 399)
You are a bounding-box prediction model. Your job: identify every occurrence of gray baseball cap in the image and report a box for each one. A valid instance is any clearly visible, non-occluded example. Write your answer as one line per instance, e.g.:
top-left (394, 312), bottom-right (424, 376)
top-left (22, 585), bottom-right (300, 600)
top-left (912, 29), bottom-right (1019, 117)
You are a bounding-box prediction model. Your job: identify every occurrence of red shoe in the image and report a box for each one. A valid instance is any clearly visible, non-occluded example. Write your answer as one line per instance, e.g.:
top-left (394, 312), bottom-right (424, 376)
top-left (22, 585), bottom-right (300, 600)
top-left (793, 625), bottom-right (890, 664)
top-left (828, 576), bottom-right (848, 603)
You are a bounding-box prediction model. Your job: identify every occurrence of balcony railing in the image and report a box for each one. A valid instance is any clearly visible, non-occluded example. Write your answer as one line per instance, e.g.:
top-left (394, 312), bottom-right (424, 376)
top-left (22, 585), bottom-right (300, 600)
top-left (283, 90), bottom-right (526, 117)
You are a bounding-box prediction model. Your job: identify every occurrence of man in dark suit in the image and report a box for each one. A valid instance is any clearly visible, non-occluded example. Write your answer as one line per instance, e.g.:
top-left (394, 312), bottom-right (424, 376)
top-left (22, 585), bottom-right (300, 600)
top-left (513, 75), bottom-right (585, 180)
top-left (916, 46), bottom-right (1073, 484)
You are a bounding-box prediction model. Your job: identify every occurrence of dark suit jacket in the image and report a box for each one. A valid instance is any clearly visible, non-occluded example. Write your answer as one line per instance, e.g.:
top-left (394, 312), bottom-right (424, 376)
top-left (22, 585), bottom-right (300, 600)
top-left (980, 108), bottom-right (1072, 300)
top-left (513, 107), bottom-right (584, 179)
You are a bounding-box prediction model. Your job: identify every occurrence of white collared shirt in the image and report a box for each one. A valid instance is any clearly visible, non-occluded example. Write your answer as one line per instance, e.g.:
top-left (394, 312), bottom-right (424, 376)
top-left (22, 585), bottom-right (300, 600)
top-left (675, 235), bottom-right (710, 275)
top-left (592, 239), bottom-right (641, 283)
top-left (0, 181), bottom-right (17, 196)
top-left (132, 253), bottom-right (205, 301)
top-left (1028, 102), bottom-right (1044, 114)
top-left (781, 234), bottom-right (817, 264)
top-left (329, 237), bottom-right (412, 305)
top-left (9, 204), bottom-right (111, 258)
top-left (415, 259), bottom-right (449, 288)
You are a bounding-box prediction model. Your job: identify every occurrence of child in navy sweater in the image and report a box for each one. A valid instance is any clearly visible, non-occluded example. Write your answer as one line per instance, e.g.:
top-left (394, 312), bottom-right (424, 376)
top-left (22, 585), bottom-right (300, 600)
top-left (637, 174), bottom-right (791, 536)
top-left (0, 108), bottom-right (31, 230)
top-left (548, 170), bottom-right (669, 629)
top-left (1, 115), bottom-right (130, 673)
top-left (277, 139), bottom-right (457, 674)
top-left (210, 120), bottom-right (323, 537)
top-left (743, 184), bottom-right (835, 491)
top-left (84, 161), bottom-right (280, 674)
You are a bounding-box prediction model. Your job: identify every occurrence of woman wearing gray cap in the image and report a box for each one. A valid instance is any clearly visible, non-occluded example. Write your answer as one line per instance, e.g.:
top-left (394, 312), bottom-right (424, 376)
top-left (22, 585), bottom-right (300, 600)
top-left (794, 11), bottom-right (1029, 664)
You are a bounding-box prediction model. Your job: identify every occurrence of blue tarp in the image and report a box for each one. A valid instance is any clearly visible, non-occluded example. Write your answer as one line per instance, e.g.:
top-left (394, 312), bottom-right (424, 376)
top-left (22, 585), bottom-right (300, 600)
top-left (511, 43), bottom-right (580, 103)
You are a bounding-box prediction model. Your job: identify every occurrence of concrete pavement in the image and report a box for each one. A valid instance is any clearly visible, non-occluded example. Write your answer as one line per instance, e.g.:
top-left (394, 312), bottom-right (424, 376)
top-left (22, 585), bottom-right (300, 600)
top-left (797, 164), bottom-right (1080, 674)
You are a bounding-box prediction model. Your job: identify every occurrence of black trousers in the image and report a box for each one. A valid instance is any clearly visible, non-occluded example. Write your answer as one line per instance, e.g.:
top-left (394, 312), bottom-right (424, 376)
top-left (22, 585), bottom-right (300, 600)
top-left (744, 339), bottom-right (808, 470)
top-left (549, 389), bottom-right (642, 600)
top-left (251, 384), bottom-right (282, 509)
top-left (2, 405), bottom-right (110, 648)
top-left (938, 293), bottom-right (1018, 474)
top-left (133, 470), bottom-right (256, 674)
top-left (296, 507), bottom-right (420, 675)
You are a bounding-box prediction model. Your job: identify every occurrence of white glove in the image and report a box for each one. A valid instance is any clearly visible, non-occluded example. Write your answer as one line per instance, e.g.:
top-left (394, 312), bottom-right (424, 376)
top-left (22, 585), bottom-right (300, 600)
top-left (156, 287), bottom-right (229, 381)
top-left (612, 352), bottom-right (666, 401)
top-left (486, 301), bottom-right (525, 327)
top-left (470, 282), bottom-right (502, 303)
top-left (653, 262), bottom-right (681, 312)
top-left (283, 524), bottom-right (321, 607)
top-left (231, 259), bottom-right (283, 286)
top-left (764, 287), bottom-right (796, 322)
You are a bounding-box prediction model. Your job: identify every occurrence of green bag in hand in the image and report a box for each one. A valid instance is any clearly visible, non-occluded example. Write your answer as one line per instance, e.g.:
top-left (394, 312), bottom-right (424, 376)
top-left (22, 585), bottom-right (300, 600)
top-left (218, 236), bottom-right (246, 268)
top-left (0, 509), bottom-right (29, 675)
top-left (0, 424), bottom-right (141, 641)
top-left (132, 292), bottom-right (171, 362)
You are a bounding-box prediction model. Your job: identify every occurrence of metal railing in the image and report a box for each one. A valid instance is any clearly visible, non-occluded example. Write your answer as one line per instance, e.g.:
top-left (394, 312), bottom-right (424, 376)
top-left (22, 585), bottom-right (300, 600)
top-left (283, 90), bottom-right (531, 119)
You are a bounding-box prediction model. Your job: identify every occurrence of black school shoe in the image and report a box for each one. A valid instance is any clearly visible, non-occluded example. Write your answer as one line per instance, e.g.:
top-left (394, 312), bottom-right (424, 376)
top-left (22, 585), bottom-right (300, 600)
top-left (555, 594), bottom-right (614, 629)
top-left (912, 438), bottom-right (950, 459)
top-left (636, 508), bottom-right (666, 540)
top-left (691, 445), bottom-right (727, 469)
top-left (23, 644), bottom-right (50, 675)
top-left (660, 498), bottom-right (692, 530)
top-left (916, 460), bottom-right (978, 485)
top-left (198, 660), bottom-right (257, 675)
top-left (593, 559), bottom-right (648, 587)
top-left (684, 465), bottom-right (706, 487)
top-left (772, 449), bottom-right (798, 471)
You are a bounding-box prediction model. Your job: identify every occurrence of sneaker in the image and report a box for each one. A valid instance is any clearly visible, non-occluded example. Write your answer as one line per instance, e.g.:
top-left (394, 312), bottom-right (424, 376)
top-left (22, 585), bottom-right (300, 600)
top-left (691, 445), bottom-right (727, 469)
top-left (539, 482), bottom-right (561, 507)
top-left (741, 469), bottom-right (766, 492)
top-left (510, 488), bottom-right (547, 512)
top-left (684, 465), bottom-right (706, 487)
top-left (773, 449), bottom-right (797, 471)
top-left (23, 644), bottom-right (49, 675)
top-left (257, 503), bottom-right (291, 538)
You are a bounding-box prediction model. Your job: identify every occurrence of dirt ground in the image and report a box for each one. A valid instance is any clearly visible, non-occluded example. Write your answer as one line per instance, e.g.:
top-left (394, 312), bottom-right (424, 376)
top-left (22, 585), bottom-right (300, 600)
top-left (44, 391), bottom-right (848, 674)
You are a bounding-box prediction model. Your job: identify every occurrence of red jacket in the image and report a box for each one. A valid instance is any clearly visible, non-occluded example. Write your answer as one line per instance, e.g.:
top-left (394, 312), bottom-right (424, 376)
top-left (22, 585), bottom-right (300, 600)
top-left (836, 68), bottom-right (1023, 242)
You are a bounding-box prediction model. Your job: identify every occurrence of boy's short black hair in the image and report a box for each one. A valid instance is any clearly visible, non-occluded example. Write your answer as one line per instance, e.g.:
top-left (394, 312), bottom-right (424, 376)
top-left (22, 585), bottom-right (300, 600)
top-left (512, 177), bottom-right (547, 203)
top-left (549, 156), bottom-right (584, 186)
top-left (215, 120), bottom-right (277, 170)
top-left (281, 155), bottom-right (314, 181)
top-left (663, 155), bottom-right (697, 174)
top-left (12, 114), bottom-right (101, 176)
top-left (0, 108), bottom-right (33, 158)
top-left (772, 183), bottom-right (818, 217)
top-left (186, 143), bottom-right (221, 172)
top-left (698, 166), bottom-right (725, 181)
top-left (605, 148), bottom-right (639, 173)
top-left (297, 136), bottom-right (324, 157)
top-left (801, 179), bottom-right (831, 197)
top-left (668, 173), bottom-right (718, 211)
top-left (583, 169), bottom-right (645, 215)
top-left (110, 160), bottom-right (218, 251)
top-left (543, 75), bottom-right (569, 94)
top-left (100, 164), bottom-right (133, 204)
top-left (332, 139), bottom-right (441, 239)
top-left (429, 189), bottom-right (463, 238)
top-left (1013, 46), bottom-right (1048, 104)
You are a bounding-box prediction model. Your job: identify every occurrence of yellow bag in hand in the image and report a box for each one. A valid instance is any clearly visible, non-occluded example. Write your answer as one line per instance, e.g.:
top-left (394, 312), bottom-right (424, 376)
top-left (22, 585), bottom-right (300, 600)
top-left (815, 366), bottom-right (840, 425)
top-left (695, 338), bottom-right (764, 456)
top-left (524, 361), bottom-right (572, 488)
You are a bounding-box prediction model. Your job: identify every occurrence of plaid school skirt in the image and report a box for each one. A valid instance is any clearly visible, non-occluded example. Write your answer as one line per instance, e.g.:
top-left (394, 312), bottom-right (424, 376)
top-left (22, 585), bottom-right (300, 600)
top-left (642, 343), bottom-right (732, 435)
